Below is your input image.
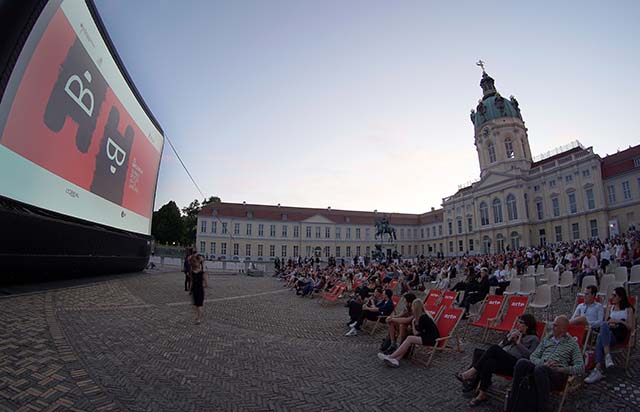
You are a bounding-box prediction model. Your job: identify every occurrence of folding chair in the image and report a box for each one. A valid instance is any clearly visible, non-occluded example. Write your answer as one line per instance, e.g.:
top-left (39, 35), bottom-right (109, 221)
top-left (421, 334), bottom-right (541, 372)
top-left (465, 295), bottom-right (505, 341)
top-left (363, 295), bottom-right (402, 335)
top-left (485, 295), bottom-right (529, 339)
top-left (424, 289), bottom-right (442, 307)
top-left (424, 304), bottom-right (444, 320)
top-left (597, 274), bottom-right (616, 300)
top-left (529, 284), bottom-right (552, 320)
top-left (319, 284), bottom-right (345, 305)
top-left (440, 291), bottom-right (458, 308)
top-left (517, 277), bottom-right (536, 297)
top-left (412, 307), bottom-right (464, 367)
top-left (557, 271), bottom-right (573, 298)
top-left (503, 278), bottom-right (521, 296)
top-left (628, 265), bottom-right (640, 291)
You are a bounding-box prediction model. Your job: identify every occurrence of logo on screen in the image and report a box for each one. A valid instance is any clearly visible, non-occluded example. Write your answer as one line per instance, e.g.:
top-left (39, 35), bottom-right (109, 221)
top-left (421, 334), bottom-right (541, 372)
top-left (43, 39), bottom-right (107, 153)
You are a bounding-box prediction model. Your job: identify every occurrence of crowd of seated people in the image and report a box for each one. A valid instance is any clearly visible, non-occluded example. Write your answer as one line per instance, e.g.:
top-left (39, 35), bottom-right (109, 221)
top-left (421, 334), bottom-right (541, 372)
top-left (274, 229), bottom-right (640, 411)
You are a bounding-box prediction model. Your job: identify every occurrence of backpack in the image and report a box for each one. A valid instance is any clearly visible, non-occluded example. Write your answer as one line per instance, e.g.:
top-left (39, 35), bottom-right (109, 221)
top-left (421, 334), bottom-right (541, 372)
top-left (504, 374), bottom-right (537, 412)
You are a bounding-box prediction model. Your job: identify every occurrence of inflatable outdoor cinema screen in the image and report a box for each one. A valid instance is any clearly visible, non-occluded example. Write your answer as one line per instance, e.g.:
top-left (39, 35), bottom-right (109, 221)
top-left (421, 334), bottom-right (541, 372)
top-left (0, 0), bottom-right (164, 281)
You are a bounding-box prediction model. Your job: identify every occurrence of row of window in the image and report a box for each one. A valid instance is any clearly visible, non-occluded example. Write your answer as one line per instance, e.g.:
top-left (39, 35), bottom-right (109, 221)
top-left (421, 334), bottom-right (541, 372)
top-left (538, 220), bottom-right (599, 244)
top-left (199, 242), bottom-right (372, 258)
top-left (532, 169), bottom-right (592, 192)
top-left (478, 194), bottom-right (519, 226)
top-left (607, 179), bottom-right (639, 204)
top-left (199, 221), bottom-right (447, 240)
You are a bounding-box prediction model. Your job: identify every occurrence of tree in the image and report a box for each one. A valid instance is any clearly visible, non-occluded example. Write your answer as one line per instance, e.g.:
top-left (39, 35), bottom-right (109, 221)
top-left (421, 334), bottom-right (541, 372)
top-left (152, 201), bottom-right (184, 244)
top-left (181, 196), bottom-right (221, 245)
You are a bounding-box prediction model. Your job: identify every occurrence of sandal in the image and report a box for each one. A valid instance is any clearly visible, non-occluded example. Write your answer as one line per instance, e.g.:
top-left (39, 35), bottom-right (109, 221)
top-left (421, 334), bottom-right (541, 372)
top-left (455, 372), bottom-right (468, 383)
top-left (468, 396), bottom-right (488, 407)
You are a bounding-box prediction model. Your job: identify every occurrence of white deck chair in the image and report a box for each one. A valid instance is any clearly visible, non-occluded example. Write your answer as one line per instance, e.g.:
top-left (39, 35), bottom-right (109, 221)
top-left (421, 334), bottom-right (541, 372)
top-left (518, 277), bottom-right (536, 297)
top-left (503, 278), bottom-right (521, 296)
top-left (529, 284), bottom-right (552, 320)
top-left (557, 271), bottom-right (573, 297)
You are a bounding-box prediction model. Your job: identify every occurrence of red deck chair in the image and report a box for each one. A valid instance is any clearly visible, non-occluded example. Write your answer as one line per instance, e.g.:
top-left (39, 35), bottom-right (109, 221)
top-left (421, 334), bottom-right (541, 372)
top-left (466, 295), bottom-right (505, 340)
top-left (319, 284), bottom-right (345, 305)
top-left (412, 307), bottom-right (464, 367)
top-left (424, 289), bottom-right (442, 308)
top-left (424, 304), bottom-right (443, 320)
top-left (485, 296), bottom-right (528, 339)
top-left (387, 279), bottom-right (398, 292)
top-left (440, 291), bottom-right (458, 308)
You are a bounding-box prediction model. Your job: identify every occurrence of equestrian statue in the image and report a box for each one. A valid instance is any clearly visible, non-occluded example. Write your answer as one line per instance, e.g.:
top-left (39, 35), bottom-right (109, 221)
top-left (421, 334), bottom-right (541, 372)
top-left (374, 215), bottom-right (396, 242)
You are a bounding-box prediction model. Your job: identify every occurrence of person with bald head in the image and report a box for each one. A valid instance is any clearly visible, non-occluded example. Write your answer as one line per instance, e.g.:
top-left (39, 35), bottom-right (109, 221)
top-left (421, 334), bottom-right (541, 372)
top-left (505, 315), bottom-right (584, 412)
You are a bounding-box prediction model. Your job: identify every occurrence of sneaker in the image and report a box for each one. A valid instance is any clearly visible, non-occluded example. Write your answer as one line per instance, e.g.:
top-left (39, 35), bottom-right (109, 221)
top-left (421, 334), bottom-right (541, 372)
top-left (584, 368), bottom-right (604, 384)
top-left (384, 357), bottom-right (399, 367)
top-left (345, 327), bottom-right (358, 336)
top-left (377, 352), bottom-right (388, 361)
top-left (349, 321), bottom-right (358, 328)
top-left (605, 354), bottom-right (614, 369)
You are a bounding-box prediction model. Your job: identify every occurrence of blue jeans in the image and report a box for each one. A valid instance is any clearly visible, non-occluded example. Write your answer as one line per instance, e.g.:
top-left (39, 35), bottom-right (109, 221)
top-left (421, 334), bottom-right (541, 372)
top-left (595, 322), bottom-right (617, 364)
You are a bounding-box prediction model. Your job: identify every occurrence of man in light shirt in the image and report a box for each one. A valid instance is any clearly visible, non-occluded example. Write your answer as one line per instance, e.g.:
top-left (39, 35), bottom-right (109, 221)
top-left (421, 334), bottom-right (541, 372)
top-left (577, 249), bottom-right (599, 287)
top-left (570, 285), bottom-right (604, 328)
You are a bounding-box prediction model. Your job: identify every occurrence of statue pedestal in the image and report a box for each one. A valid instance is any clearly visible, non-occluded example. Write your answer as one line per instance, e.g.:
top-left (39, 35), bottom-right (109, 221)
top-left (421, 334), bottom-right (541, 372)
top-left (374, 243), bottom-right (398, 260)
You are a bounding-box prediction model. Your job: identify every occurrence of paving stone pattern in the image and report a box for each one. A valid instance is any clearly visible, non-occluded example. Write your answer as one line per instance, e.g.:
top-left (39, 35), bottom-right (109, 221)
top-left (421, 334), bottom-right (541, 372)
top-left (1, 272), bottom-right (639, 412)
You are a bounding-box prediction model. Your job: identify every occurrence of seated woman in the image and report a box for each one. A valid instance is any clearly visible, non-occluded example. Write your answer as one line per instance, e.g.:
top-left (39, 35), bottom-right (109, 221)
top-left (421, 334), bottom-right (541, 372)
top-left (456, 313), bottom-right (540, 407)
top-left (381, 293), bottom-right (417, 353)
top-left (585, 286), bottom-right (636, 383)
top-left (377, 299), bottom-right (439, 367)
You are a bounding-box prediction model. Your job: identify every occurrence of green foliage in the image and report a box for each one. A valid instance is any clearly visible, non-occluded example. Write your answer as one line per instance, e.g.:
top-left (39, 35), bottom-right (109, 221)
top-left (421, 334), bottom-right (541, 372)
top-left (152, 197), bottom-right (221, 246)
top-left (151, 201), bottom-right (184, 244)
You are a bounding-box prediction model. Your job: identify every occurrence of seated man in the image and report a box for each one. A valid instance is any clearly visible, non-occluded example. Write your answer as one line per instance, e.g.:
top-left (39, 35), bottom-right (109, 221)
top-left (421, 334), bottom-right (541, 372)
top-left (346, 289), bottom-right (395, 336)
top-left (570, 285), bottom-right (604, 328)
top-left (506, 315), bottom-right (584, 412)
top-left (381, 293), bottom-right (417, 353)
top-left (577, 249), bottom-right (599, 287)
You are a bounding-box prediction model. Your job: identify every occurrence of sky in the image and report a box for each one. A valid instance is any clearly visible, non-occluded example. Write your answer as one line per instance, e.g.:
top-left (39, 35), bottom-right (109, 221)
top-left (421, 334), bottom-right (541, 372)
top-left (93, 0), bottom-right (640, 215)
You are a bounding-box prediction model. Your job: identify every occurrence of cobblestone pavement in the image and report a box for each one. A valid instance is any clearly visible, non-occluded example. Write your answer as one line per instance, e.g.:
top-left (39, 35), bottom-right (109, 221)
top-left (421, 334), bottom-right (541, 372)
top-left (1, 272), bottom-right (639, 412)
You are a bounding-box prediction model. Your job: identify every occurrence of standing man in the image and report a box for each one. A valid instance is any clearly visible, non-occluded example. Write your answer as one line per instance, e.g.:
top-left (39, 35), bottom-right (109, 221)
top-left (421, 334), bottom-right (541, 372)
top-left (188, 249), bottom-right (207, 324)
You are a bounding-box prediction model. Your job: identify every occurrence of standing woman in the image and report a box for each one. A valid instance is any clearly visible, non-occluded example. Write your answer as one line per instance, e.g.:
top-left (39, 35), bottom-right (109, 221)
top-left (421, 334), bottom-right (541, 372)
top-left (377, 299), bottom-right (439, 367)
top-left (585, 286), bottom-right (635, 383)
top-left (189, 250), bottom-right (208, 324)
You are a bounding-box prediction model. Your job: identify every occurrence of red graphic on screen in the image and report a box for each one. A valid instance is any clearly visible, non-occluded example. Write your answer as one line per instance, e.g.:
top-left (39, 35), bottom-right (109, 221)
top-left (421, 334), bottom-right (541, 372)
top-left (0, 8), bottom-right (160, 219)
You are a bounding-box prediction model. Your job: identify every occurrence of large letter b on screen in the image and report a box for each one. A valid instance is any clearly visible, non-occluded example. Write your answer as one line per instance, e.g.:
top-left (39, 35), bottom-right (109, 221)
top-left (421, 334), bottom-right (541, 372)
top-left (44, 39), bottom-right (107, 153)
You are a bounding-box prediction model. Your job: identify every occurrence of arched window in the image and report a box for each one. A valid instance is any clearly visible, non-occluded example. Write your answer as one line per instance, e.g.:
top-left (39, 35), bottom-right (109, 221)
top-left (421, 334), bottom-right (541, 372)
top-left (506, 194), bottom-right (518, 220)
top-left (510, 231), bottom-right (520, 250)
top-left (496, 234), bottom-right (505, 253)
top-left (482, 236), bottom-right (491, 254)
top-left (479, 202), bottom-right (489, 226)
top-left (492, 198), bottom-right (503, 223)
top-left (487, 142), bottom-right (496, 163)
top-left (505, 138), bottom-right (514, 158)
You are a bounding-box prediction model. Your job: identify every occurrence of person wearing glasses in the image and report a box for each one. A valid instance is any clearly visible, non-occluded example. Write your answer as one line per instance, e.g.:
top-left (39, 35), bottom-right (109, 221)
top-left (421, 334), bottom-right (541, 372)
top-left (456, 314), bottom-right (540, 407)
top-left (584, 287), bottom-right (636, 383)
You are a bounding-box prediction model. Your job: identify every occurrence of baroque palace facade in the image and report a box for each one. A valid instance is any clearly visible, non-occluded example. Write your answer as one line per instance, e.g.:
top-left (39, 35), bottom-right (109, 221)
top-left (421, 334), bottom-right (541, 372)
top-left (196, 71), bottom-right (640, 261)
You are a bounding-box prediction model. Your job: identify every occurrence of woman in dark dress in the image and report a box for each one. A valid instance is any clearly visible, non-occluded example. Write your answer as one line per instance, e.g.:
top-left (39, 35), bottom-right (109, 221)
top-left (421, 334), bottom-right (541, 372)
top-left (188, 251), bottom-right (207, 324)
top-left (377, 299), bottom-right (439, 367)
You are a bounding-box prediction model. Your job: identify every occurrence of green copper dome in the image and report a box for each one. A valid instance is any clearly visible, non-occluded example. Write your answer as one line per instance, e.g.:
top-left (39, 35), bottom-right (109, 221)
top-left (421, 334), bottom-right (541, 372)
top-left (469, 72), bottom-right (522, 128)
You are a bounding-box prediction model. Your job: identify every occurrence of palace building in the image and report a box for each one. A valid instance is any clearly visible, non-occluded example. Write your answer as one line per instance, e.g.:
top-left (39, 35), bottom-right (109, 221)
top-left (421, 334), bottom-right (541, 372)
top-left (196, 71), bottom-right (640, 261)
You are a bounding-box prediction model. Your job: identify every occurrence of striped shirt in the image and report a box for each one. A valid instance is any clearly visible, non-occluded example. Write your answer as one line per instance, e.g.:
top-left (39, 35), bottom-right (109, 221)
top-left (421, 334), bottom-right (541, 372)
top-left (530, 334), bottom-right (585, 375)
